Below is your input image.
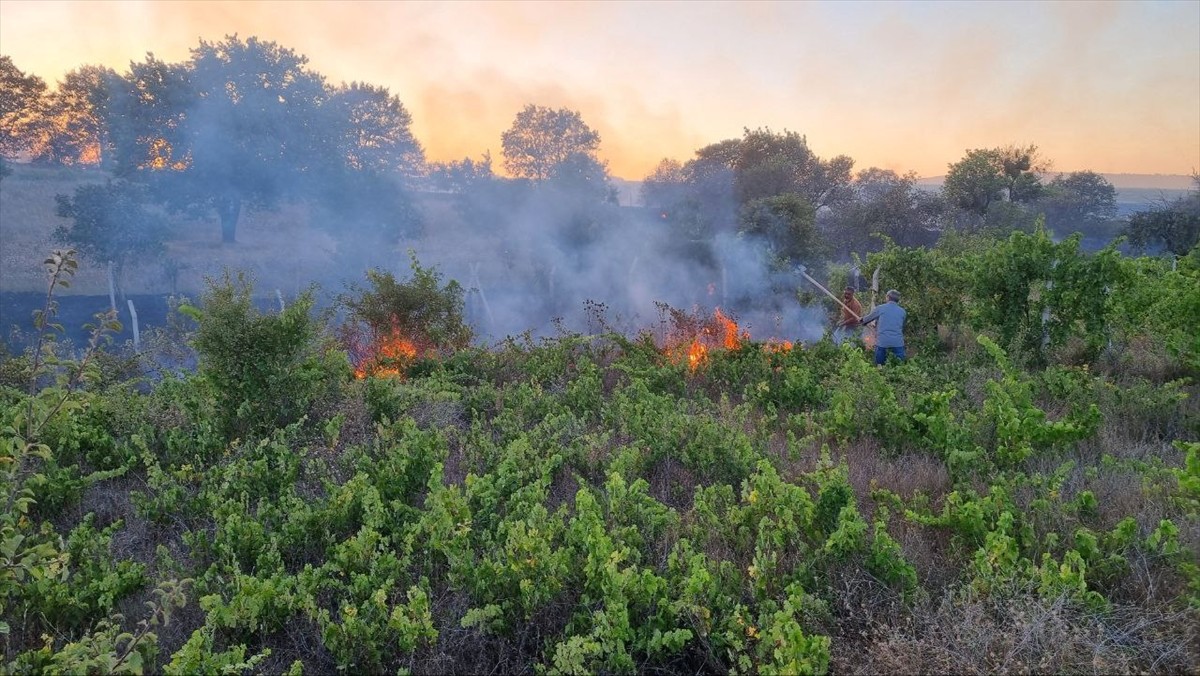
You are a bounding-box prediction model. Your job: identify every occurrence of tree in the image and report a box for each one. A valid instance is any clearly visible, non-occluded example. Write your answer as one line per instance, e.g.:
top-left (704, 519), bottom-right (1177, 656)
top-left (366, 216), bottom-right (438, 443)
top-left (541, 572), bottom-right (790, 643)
top-left (501, 104), bottom-right (601, 181)
top-left (676, 139), bottom-right (741, 237)
top-left (327, 82), bottom-right (424, 176)
top-left (944, 145), bottom-right (1047, 222)
top-left (429, 152), bottom-right (495, 194)
top-left (640, 158), bottom-right (687, 210)
top-left (825, 168), bottom-right (944, 255)
top-left (1040, 171), bottom-right (1117, 234)
top-left (53, 180), bottom-right (170, 296)
top-left (547, 151), bottom-right (616, 203)
top-left (733, 127), bottom-right (854, 209)
top-left (738, 192), bottom-right (822, 267)
top-left (0, 55), bottom-right (47, 159)
top-left (997, 144), bottom-right (1049, 203)
top-left (943, 148), bottom-right (1007, 217)
top-left (108, 54), bottom-right (194, 174)
top-left (145, 35), bottom-right (330, 243)
top-left (1125, 177), bottom-right (1200, 256)
top-left (27, 65), bottom-right (120, 166)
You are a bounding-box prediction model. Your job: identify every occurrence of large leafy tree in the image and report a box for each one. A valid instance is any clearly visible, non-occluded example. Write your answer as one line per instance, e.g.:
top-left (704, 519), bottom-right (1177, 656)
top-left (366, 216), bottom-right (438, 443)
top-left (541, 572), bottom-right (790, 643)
top-left (0, 55), bottom-right (47, 159)
top-left (327, 82), bottom-right (424, 176)
top-left (501, 104), bottom-right (602, 181)
top-left (942, 148), bottom-right (1007, 217)
top-left (640, 158), bottom-right (687, 211)
top-left (733, 127), bottom-right (854, 209)
top-left (311, 82), bottom-right (426, 242)
top-left (129, 36), bottom-right (330, 243)
top-left (826, 168), bottom-right (944, 255)
top-left (944, 145), bottom-right (1047, 222)
top-left (645, 130), bottom-right (854, 245)
top-left (107, 54), bottom-right (193, 173)
top-left (996, 144), bottom-right (1048, 203)
top-left (677, 139), bottom-right (741, 237)
top-left (27, 65), bottom-right (120, 166)
top-left (1040, 171), bottom-right (1118, 234)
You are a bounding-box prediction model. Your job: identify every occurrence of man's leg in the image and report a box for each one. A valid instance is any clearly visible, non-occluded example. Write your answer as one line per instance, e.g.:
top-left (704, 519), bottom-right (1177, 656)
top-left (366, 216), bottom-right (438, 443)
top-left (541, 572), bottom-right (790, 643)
top-left (874, 346), bottom-right (887, 366)
top-left (893, 345), bottom-right (906, 362)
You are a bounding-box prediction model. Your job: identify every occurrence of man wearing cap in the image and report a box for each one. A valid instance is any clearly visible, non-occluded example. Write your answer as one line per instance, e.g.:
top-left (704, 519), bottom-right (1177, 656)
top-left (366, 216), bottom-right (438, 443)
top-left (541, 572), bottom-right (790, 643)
top-left (859, 289), bottom-right (906, 365)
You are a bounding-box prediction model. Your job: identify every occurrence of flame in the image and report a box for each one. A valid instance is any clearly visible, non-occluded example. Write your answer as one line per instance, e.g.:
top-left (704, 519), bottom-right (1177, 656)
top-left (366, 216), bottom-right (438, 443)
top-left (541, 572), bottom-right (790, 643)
top-left (351, 323), bottom-right (419, 379)
top-left (714, 308), bottom-right (742, 350)
top-left (863, 326), bottom-right (877, 350)
top-left (662, 307), bottom-right (755, 371)
top-left (764, 340), bottom-right (793, 353)
top-left (687, 339), bottom-right (707, 370)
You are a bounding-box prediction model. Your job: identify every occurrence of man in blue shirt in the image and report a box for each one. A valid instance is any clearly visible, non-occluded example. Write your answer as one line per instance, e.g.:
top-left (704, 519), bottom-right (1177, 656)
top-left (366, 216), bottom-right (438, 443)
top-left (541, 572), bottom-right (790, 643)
top-left (859, 289), bottom-right (906, 365)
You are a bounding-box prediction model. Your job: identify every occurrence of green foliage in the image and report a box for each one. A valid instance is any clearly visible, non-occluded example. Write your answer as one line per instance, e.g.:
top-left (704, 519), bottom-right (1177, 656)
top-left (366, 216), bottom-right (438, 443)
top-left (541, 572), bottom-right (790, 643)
top-left (976, 336), bottom-right (1100, 467)
top-left (54, 180), bottom-right (170, 284)
top-left (968, 223), bottom-right (1125, 363)
top-left (188, 270), bottom-right (348, 438)
top-left (165, 626), bottom-right (270, 675)
top-left (865, 241), bottom-right (966, 350)
top-left (23, 515), bottom-right (148, 631)
top-left (340, 253), bottom-right (471, 376)
top-left (2, 242), bottom-right (1196, 673)
top-left (738, 192), bottom-right (823, 267)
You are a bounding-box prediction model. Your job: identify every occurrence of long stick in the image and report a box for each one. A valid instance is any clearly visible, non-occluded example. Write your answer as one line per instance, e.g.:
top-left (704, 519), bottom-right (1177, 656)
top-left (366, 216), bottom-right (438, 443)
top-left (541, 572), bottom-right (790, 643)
top-left (799, 269), bottom-right (861, 320)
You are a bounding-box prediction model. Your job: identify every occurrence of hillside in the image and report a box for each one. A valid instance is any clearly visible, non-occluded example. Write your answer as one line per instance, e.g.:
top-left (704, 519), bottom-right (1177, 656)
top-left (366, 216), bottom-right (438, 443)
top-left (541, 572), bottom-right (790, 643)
top-left (0, 165), bottom-right (466, 298)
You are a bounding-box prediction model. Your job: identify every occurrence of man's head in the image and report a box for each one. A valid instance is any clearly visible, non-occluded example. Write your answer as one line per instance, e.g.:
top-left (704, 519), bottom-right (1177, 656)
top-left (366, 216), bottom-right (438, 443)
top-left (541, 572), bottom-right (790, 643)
top-left (887, 289), bottom-right (901, 302)
top-left (843, 286), bottom-right (856, 298)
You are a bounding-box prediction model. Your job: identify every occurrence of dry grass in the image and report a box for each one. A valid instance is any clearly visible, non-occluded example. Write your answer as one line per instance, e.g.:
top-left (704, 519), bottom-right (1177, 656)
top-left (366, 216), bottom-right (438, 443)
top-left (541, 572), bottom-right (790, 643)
top-left (834, 590), bottom-right (1199, 675)
top-left (0, 163), bottom-right (506, 299)
top-left (840, 438), bottom-right (953, 513)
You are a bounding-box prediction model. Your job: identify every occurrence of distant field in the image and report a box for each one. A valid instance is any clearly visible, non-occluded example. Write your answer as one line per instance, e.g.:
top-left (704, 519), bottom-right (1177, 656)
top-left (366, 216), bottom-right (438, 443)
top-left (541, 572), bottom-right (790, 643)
top-left (0, 164), bottom-right (422, 297)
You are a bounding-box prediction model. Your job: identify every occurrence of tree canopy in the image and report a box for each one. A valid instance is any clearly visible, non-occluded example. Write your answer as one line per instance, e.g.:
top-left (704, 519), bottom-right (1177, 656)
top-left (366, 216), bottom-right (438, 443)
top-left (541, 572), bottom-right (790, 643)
top-left (943, 145), bottom-right (1047, 221)
top-left (501, 104), bottom-right (602, 182)
top-left (0, 55), bottom-right (47, 158)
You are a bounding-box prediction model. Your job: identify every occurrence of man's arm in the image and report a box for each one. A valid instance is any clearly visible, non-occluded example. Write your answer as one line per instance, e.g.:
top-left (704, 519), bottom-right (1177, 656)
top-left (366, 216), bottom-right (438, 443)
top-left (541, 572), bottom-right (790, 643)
top-left (859, 306), bottom-right (881, 326)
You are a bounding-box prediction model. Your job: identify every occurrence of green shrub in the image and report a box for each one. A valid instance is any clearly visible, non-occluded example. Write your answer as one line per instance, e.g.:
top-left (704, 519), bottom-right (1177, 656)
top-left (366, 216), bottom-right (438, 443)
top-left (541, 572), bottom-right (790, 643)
top-left (186, 271), bottom-right (349, 439)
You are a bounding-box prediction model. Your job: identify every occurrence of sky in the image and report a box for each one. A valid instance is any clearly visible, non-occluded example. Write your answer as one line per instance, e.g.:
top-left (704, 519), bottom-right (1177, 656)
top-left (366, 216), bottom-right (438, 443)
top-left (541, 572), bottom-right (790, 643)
top-left (1, 0), bottom-right (1197, 180)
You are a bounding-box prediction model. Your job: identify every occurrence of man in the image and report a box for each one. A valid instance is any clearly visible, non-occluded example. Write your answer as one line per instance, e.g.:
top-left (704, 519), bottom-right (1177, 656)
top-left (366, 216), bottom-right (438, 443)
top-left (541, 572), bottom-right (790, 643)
top-left (833, 286), bottom-right (862, 346)
top-left (859, 289), bottom-right (906, 364)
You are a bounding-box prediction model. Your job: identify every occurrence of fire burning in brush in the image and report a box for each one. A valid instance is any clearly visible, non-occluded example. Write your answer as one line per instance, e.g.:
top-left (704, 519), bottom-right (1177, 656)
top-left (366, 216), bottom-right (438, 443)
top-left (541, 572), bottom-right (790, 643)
top-left (660, 306), bottom-right (793, 371)
top-left (342, 318), bottom-right (421, 379)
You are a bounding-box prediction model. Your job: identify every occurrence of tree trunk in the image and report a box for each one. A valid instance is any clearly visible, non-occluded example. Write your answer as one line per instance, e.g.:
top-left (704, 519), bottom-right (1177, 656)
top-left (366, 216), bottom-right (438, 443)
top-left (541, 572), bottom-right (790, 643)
top-left (217, 194), bottom-right (242, 244)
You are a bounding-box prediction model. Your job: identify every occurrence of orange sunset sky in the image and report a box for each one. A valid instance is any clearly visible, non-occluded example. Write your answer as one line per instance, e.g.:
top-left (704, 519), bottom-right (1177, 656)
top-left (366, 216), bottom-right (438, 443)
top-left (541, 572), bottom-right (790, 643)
top-left (1, 0), bottom-right (1197, 180)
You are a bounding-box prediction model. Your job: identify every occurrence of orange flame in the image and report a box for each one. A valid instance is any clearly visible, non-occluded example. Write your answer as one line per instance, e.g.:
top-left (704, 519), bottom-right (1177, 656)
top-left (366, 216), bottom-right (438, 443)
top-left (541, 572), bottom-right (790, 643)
top-left (661, 307), bottom-right (757, 371)
top-left (687, 339), bottom-right (707, 370)
top-left (352, 325), bottom-right (419, 379)
top-left (764, 340), bottom-right (794, 353)
top-left (714, 308), bottom-right (743, 350)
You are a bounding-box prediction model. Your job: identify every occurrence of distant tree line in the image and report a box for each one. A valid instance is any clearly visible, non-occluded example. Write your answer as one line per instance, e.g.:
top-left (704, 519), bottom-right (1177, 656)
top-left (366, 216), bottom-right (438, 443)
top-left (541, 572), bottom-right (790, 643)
top-left (2, 37), bottom-right (1196, 282)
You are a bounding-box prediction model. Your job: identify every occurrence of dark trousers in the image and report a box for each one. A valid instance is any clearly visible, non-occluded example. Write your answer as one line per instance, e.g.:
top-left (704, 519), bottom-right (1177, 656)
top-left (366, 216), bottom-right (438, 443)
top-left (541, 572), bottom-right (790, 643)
top-left (874, 345), bottom-right (906, 365)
